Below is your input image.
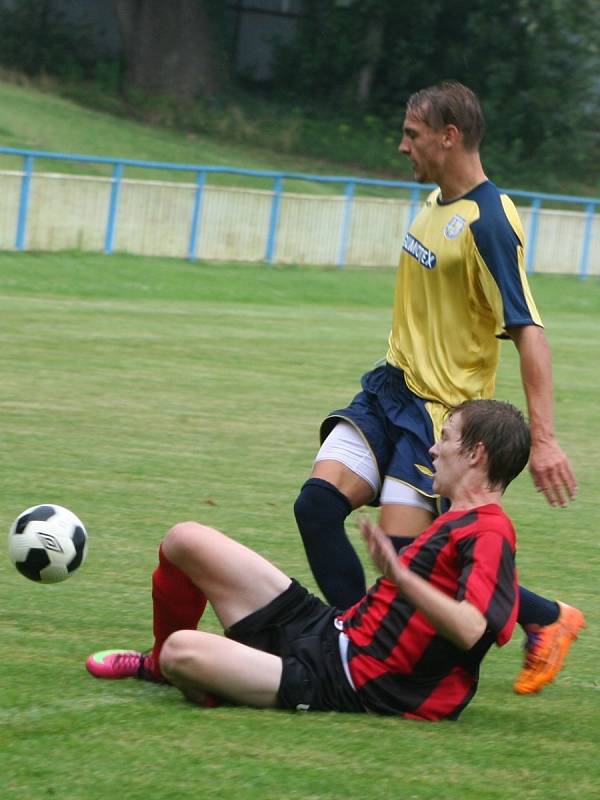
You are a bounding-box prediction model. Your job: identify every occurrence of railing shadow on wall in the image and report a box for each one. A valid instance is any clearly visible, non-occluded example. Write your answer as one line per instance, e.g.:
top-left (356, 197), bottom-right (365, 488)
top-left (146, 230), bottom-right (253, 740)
top-left (0, 146), bottom-right (598, 277)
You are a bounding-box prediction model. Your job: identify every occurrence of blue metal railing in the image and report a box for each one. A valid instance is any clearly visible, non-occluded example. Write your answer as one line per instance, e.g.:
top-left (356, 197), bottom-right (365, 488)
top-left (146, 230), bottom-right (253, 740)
top-left (104, 161), bottom-right (123, 255)
top-left (187, 171), bottom-right (206, 261)
top-left (0, 145), bottom-right (598, 275)
top-left (265, 175), bottom-right (284, 264)
top-left (337, 182), bottom-right (355, 268)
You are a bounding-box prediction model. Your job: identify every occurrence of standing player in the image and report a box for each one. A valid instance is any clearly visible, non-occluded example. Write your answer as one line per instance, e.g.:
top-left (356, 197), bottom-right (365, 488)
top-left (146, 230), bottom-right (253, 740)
top-left (293, 81), bottom-right (585, 695)
top-left (87, 400), bottom-right (529, 721)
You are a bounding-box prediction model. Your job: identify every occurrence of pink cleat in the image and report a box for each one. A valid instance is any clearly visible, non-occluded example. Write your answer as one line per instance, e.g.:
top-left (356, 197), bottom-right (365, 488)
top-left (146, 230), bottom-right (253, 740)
top-left (85, 649), bottom-right (162, 682)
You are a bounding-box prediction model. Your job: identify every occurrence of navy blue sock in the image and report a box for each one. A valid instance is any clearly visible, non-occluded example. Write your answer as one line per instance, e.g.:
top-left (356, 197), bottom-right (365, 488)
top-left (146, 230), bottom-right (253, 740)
top-left (294, 477), bottom-right (366, 608)
top-left (518, 586), bottom-right (560, 627)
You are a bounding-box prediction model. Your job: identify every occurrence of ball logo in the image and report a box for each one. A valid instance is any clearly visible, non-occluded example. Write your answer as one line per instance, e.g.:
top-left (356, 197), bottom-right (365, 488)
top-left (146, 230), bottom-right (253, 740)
top-left (444, 215), bottom-right (466, 240)
top-left (9, 503), bottom-right (88, 583)
top-left (35, 531), bottom-right (65, 553)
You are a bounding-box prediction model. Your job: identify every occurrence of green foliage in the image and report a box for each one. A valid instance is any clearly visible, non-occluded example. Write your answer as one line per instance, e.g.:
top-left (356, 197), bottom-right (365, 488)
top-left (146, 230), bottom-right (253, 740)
top-left (454, 0), bottom-right (600, 182)
top-left (0, 0), bottom-right (105, 80)
top-left (1, 0), bottom-right (599, 191)
top-left (1, 72), bottom-right (598, 199)
top-left (271, 0), bottom-right (600, 186)
top-left (271, 0), bottom-right (366, 107)
top-left (1, 252), bottom-right (599, 800)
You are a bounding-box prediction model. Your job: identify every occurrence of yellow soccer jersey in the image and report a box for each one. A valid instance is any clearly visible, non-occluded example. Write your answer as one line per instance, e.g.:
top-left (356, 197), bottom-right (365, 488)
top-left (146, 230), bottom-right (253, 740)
top-left (387, 180), bottom-right (541, 417)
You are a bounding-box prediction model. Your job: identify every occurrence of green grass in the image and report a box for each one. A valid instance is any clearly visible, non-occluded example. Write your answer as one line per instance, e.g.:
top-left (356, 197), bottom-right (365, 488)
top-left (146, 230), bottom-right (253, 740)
top-left (2, 77), bottom-right (598, 205)
top-left (0, 77), bottom-right (293, 169)
top-left (1, 252), bottom-right (599, 800)
top-left (0, 78), bottom-right (403, 197)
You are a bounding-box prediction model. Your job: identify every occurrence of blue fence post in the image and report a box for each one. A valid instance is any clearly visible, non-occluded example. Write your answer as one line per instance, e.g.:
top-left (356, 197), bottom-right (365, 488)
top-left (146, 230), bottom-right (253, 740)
top-left (104, 162), bottom-right (123, 254)
top-left (187, 171), bottom-right (206, 261)
top-left (407, 186), bottom-right (421, 226)
top-left (16, 154), bottom-right (34, 251)
top-left (265, 175), bottom-right (283, 264)
top-left (526, 197), bottom-right (541, 274)
top-left (336, 181), bottom-right (355, 268)
top-left (577, 202), bottom-right (596, 279)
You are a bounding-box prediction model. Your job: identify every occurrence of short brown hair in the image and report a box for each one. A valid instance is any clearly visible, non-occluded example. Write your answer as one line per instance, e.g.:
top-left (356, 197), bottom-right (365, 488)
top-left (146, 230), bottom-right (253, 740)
top-left (451, 399), bottom-right (530, 491)
top-left (406, 81), bottom-right (485, 150)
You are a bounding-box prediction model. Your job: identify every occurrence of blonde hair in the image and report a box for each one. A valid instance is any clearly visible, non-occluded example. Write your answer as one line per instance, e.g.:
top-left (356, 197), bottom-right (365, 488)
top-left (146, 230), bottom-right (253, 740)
top-left (406, 81), bottom-right (485, 150)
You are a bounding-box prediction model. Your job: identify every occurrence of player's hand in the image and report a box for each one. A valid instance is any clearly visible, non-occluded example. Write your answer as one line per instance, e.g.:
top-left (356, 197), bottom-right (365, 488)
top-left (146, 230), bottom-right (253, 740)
top-left (359, 517), bottom-right (400, 582)
top-left (529, 438), bottom-right (576, 508)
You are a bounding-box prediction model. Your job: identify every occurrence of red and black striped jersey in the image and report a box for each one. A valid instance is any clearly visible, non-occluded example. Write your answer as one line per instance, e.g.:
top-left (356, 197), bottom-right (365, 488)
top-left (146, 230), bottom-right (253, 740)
top-left (339, 504), bottom-right (518, 720)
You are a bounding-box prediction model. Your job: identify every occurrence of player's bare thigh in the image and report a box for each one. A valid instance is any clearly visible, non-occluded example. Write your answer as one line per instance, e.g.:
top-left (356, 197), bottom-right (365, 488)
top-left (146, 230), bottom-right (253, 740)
top-left (379, 475), bottom-right (435, 536)
top-left (312, 421), bottom-right (435, 535)
top-left (378, 502), bottom-right (434, 538)
top-left (160, 629), bottom-right (282, 708)
top-left (310, 460), bottom-right (375, 509)
top-left (310, 420), bottom-right (378, 509)
top-left (162, 521), bottom-right (291, 630)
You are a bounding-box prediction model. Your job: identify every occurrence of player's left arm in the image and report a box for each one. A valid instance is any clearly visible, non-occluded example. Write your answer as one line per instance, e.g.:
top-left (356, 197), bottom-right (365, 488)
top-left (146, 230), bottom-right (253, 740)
top-left (507, 324), bottom-right (576, 507)
top-left (471, 191), bottom-right (576, 508)
top-left (360, 518), bottom-right (486, 650)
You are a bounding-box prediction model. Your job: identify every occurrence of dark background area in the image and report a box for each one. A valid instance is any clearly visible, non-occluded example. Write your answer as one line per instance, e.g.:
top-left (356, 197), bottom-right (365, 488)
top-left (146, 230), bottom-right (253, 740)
top-left (0, 0), bottom-right (598, 192)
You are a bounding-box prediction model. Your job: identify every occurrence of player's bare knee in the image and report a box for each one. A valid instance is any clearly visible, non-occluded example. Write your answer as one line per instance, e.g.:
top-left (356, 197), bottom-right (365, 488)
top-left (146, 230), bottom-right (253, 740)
top-left (162, 521), bottom-right (211, 563)
top-left (159, 629), bottom-right (200, 680)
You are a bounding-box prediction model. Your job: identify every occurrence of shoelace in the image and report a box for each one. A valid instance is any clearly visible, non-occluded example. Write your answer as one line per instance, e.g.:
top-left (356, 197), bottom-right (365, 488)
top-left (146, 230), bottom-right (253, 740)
top-left (112, 652), bottom-right (143, 674)
top-left (524, 625), bottom-right (565, 670)
top-left (523, 629), bottom-right (543, 667)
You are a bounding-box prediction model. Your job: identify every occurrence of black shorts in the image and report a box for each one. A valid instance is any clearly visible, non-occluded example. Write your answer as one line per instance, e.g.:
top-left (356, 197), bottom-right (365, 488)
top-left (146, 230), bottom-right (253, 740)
top-left (225, 580), bottom-right (364, 713)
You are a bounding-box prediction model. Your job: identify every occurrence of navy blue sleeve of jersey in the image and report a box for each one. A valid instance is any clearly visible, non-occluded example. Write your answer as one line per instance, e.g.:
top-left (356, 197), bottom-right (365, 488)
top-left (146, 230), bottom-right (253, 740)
top-left (469, 183), bottom-right (538, 328)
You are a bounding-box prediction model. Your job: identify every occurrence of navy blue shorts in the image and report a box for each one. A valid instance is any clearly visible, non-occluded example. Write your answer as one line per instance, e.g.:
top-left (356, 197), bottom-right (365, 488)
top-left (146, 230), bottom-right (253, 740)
top-left (226, 580), bottom-right (364, 713)
top-left (320, 363), bottom-right (439, 503)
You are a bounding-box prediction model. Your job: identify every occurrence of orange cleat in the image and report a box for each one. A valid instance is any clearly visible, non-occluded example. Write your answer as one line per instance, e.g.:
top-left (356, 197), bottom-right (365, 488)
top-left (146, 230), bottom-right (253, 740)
top-left (513, 602), bottom-right (586, 695)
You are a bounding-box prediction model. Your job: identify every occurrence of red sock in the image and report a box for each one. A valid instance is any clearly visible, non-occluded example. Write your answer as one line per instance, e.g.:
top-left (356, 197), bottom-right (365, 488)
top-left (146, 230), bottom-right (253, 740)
top-left (151, 544), bottom-right (207, 677)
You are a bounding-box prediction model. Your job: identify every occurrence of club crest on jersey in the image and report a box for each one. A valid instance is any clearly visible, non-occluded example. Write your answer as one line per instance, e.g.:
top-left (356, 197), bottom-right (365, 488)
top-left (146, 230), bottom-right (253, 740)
top-left (444, 214), bottom-right (466, 240)
top-left (402, 233), bottom-right (437, 269)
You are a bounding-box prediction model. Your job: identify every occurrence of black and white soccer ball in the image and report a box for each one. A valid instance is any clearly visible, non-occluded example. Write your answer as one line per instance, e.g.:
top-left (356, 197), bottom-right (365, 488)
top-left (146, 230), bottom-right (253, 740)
top-left (8, 504), bottom-right (88, 583)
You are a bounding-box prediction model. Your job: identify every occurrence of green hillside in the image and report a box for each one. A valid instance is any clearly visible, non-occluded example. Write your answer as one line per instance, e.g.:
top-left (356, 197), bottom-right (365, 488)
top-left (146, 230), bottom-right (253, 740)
top-left (1, 77), bottom-right (597, 199)
top-left (0, 79), bottom-right (319, 171)
top-left (0, 78), bottom-right (398, 195)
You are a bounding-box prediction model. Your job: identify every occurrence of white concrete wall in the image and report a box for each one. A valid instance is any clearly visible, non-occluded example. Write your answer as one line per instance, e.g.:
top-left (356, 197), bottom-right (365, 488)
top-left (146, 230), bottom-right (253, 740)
top-left (0, 170), bottom-right (597, 275)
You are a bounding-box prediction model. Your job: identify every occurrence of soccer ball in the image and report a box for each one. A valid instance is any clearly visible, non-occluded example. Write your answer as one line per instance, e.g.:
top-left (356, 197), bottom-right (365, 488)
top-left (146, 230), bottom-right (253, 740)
top-left (8, 504), bottom-right (88, 584)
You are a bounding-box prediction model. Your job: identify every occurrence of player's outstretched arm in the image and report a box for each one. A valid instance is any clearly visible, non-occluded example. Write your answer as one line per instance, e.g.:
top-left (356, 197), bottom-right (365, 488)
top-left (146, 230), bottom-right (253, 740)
top-left (359, 518), bottom-right (486, 650)
top-left (508, 325), bottom-right (577, 507)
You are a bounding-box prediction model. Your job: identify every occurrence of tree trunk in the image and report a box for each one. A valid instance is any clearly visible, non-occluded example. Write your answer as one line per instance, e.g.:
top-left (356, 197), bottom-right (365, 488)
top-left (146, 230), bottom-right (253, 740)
top-left (356, 16), bottom-right (384, 106)
top-left (113, 0), bottom-right (226, 100)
